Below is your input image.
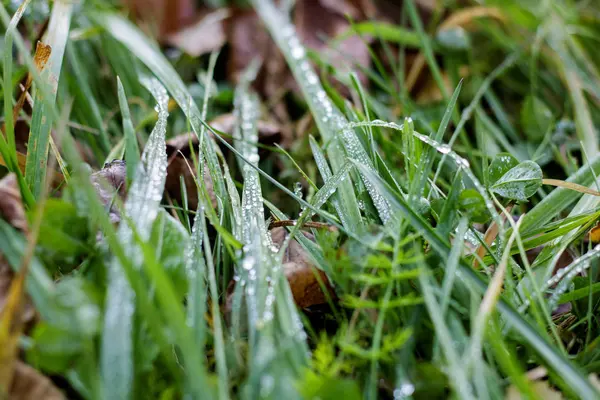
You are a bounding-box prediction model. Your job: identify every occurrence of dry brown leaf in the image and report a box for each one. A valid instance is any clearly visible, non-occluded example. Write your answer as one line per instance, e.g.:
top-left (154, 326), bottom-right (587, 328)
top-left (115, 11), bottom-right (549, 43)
top-left (123, 0), bottom-right (196, 37)
top-left (0, 174), bottom-right (36, 332)
top-left (0, 174), bottom-right (28, 233)
top-left (225, 9), bottom-right (280, 87)
top-left (0, 173), bottom-right (39, 397)
top-left (505, 381), bottom-right (563, 400)
top-left (8, 361), bottom-right (64, 400)
top-left (166, 8), bottom-right (229, 57)
top-left (207, 113), bottom-right (281, 140)
top-left (90, 159), bottom-right (127, 225)
top-left (271, 227), bottom-right (335, 308)
top-left (165, 135), bottom-right (216, 212)
top-left (0, 173), bottom-right (35, 328)
top-left (227, 0), bottom-right (372, 93)
top-left (295, 0), bottom-right (372, 85)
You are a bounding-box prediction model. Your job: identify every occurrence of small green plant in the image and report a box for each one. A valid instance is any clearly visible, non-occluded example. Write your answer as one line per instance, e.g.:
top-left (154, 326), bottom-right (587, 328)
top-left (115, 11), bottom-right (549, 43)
top-left (1, 0), bottom-right (600, 399)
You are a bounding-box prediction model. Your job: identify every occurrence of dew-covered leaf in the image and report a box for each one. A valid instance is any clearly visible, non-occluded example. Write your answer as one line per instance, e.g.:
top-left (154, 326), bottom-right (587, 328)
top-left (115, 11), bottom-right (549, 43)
top-left (490, 161), bottom-right (542, 201)
top-left (487, 152), bottom-right (518, 187)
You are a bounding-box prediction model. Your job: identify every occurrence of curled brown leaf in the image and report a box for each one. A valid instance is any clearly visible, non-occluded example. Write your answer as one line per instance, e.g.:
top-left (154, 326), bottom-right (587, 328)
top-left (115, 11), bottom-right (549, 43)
top-left (0, 174), bottom-right (28, 233)
top-left (271, 227), bottom-right (335, 308)
top-left (8, 361), bottom-right (64, 400)
top-left (90, 159), bottom-right (127, 224)
top-left (165, 135), bottom-right (216, 211)
top-left (166, 8), bottom-right (229, 57)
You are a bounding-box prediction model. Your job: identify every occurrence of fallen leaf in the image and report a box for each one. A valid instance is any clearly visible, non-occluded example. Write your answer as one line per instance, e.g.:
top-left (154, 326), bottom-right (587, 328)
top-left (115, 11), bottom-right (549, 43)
top-left (123, 0), bottom-right (196, 38)
top-left (164, 114), bottom-right (282, 211)
top-left (270, 227), bottom-right (335, 308)
top-left (295, 0), bottom-right (372, 85)
top-left (90, 159), bottom-right (127, 225)
top-left (0, 174), bottom-right (36, 330)
top-left (225, 8), bottom-right (282, 87)
top-left (0, 174), bottom-right (37, 396)
top-left (588, 223), bottom-right (600, 242)
top-left (505, 381), bottom-right (563, 400)
top-left (0, 174), bottom-right (28, 233)
top-left (165, 136), bottom-right (216, 211)
top-left (8, 361), bottom-right (64, 400)
top-left (166, 8), bottom-right (229, 57)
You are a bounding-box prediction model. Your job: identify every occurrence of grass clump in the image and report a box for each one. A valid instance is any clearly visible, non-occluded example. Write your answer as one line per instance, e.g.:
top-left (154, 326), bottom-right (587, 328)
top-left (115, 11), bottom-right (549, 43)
top-left (1, 0), bottom-right (600, 399)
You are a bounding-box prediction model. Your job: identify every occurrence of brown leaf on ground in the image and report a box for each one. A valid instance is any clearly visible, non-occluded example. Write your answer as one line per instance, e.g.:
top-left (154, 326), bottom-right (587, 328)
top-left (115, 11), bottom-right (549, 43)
top-left (166, 8), bottom-right (229, 57)
top-left (8, 361), bottom-right (64, 400)
top-left (0, 174), bottom-right (39, 396)
top-left (295, 0), bottom-right (372, 85)
top-left (90, 159), bottom-right (127, 225)
top-left (165, 135), bottom-right (216, 211)
top-left (0, 174), bottom-right (36, 329)
top-left (225, 8), bottom-right (285, 88)
top-left (123, 0), bottom-right (196, 38)
top-left (0, 174), bottom-right (28, 233)
top-left (505, 381), bottom-right (562, 400)
top-left (270, 227), bottom-right (335, 308)
top-left (164, 112), bottom-right (283, 211)
top-left (227, 0), bottom-right (373, 93)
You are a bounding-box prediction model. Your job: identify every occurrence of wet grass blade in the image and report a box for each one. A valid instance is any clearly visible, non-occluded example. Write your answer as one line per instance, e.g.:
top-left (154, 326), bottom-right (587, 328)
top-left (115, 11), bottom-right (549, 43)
top-left (90, 12), bottom-right (231, 217)
top-left (24, 0), bottom-right (73, 198)
top-left (117, 77), bottom-right (140, 183)
top-left (100, 77), bottom-right (169, 400)
top-left (252, 0), bottom-right (396, 229)
top-left (233, 71), bottom-right (308, 398)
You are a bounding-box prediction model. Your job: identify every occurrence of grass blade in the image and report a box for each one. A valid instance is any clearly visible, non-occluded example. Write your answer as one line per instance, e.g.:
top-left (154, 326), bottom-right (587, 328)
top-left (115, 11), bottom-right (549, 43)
top-left (100, 77), bottom-right (169, 400)
top-left (252, 0), bottom-right (397, 229)
top-left (24, 0), bottom-right (73, 198)
top-left (117, 77), bottom-right (140, 183)
top-left (90, 12), bottom-right (231, 218)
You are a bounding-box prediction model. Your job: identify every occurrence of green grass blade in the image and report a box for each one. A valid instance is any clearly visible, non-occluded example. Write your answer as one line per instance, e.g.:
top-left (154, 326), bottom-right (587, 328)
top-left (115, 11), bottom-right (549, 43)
top-left (90, 12), bottom-right (231, 217)
top-left (1, 1), bottom-right (35, 207)
top-left (336, 21), bottom-right (422, 48)
top-left (416, 80), bottom-right (462, 196)
top-left (117, 77), bottom-right (140, 183)
top-left (24, 0), bottom-right (73, 198)
top-left (420, 270), bottom-right (476, 399)
top-left (100, 77), bottom-right (169, 400)
top-left (233, 71), bottom-right (308, 398)
top-left (66, 42), bottom-right (111, 153)
top-left (252, 0), bottom-right (397, 229)
top-left (2, 0), bottom-right (30, 159)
